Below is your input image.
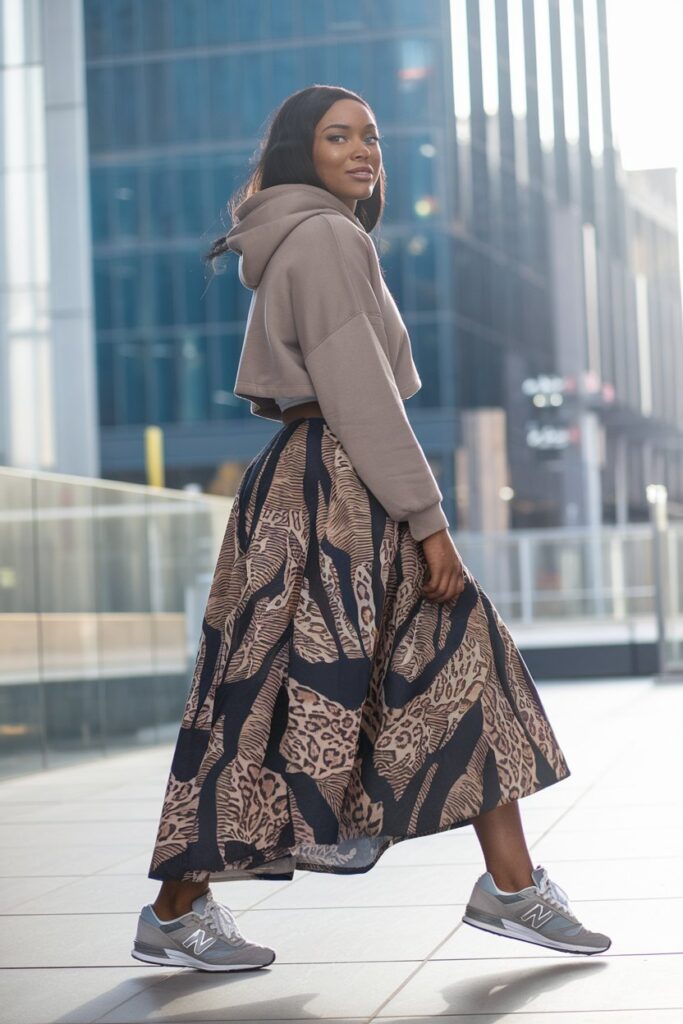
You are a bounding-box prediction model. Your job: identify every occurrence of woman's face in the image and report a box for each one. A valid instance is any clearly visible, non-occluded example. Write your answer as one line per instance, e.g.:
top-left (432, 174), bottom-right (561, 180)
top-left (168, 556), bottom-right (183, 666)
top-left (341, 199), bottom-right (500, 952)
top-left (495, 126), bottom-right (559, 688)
top-left (311, 99), bottom-right (382, 212)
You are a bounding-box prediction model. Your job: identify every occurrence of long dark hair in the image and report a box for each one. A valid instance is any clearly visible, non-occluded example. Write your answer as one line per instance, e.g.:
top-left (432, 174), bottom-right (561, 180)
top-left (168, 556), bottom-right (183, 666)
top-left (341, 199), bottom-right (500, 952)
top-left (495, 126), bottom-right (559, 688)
top-left (204, 84), bottom-right (386, 268)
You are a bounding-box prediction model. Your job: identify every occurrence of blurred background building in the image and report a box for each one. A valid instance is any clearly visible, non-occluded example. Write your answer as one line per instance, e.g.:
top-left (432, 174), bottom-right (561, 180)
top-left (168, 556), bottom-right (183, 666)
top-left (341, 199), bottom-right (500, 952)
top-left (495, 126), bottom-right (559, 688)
top-left (78, 0), bottom-right (683, 534)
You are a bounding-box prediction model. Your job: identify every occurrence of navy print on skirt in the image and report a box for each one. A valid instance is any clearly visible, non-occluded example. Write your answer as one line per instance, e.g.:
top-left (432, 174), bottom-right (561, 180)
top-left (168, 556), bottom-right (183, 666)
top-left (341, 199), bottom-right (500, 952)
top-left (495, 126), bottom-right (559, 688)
top-left (148, 416), bottom-right (570, 882)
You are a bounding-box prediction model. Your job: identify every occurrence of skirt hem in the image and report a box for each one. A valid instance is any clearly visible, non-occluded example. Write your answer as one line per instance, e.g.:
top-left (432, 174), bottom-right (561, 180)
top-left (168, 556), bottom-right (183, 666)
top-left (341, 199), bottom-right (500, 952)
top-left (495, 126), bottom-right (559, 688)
top-left (147, 763), bottom-right (571, 884)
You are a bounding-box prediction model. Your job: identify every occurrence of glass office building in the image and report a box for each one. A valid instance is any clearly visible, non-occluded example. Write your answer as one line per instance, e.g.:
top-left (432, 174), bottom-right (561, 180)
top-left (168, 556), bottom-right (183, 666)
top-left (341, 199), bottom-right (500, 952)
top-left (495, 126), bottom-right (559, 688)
top-left (83, 0), bottom-right (683, 529)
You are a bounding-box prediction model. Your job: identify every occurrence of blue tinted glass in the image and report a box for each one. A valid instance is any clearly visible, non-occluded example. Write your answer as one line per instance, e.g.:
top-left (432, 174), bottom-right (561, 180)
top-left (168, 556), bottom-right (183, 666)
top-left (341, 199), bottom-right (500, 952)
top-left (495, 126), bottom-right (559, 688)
top-left (111, 166), bottom-right (141, 240)
top-left (150, 339), bottom-right (177, 423)
top-left (378, 237), bottom-right (401, 299)
top-left (147, 164), bottom-right (176, 238)
top-left (143, 62), bottom-right (171, 144)
top-left (395, 38), bottom-right (435, 121)
top-left (178, 334), bottom-right (209, 421)
top-left (172, 0), bottom-right (203, 47)
top-left (336, 44), bottom-right (364, 90)
top-left (205, 0), bottom-right (230, 43)
top-left (210, 331), bottom-right (243, 420)
top-left (371, 44), bottom-right (397, 122)
top-left (411, 322), bottom-right (440, 406)
top-left (180, 249), bottom-right (211, 325)
top-left (207, 55), bottom-right (240, 140)
top-left (150, 253), bottom-right (177, 327)
top-left (112, 66), bottom-right (141, 147)
top-left (272, 49), bottom-right (299, 101)
top-left (96, 341), bottom-right (116, 425)
top-left (238, 52), bottom-right (268, 134)
top-left (86, 69), bottom-right (110, 152)
top-left (110, 0), bottom-right (137, 54)
top-left (330, 0), bottom-right (364, 29)
top-left (139, 0), bottom-right (171, 50)
top-left (94, 260), bottom-right (113, 328)
top-left (118, 339), bottom-right (147, 425)
top-left (410, 233), bottom-right (437, 313)
top-left (90, 168), bottom-right (111, 243)
top-left (265, 0), bottom-right (298, 38)
top-left (84, 0), bottom-right (109, 58)
top-left (300, 0), bottom-right (326, 35)
top-left (172, 59), bottom-right (203, 142)
top-left (114, 255), bottom-right (143, 330)
top-left (304, 41), bottom-right (327, 81)
top-left (235, 0), bottom-right (262, 41)
top-left (207, 254), bottom-right (241, 325)
top-left (177, 158), bottom-right (207, 235)
top-left (394, 0), bottom-right (440, 28)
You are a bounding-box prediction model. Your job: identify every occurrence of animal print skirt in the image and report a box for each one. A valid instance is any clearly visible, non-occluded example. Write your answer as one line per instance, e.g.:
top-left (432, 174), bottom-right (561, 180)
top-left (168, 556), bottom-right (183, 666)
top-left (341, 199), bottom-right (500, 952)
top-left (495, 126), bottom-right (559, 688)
top-left (148, 415), bottom-right (570, 883)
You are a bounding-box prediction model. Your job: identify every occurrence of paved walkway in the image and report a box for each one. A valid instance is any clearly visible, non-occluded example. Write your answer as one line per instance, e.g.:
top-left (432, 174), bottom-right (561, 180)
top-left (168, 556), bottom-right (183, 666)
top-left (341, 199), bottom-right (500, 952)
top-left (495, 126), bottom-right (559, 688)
top-left (1, 676), bottom-right (682, 1022)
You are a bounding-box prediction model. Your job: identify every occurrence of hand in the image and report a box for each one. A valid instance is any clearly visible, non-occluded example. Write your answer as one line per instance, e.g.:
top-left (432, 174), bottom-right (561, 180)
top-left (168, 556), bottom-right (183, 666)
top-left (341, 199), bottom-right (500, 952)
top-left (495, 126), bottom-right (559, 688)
top-left (420, 528), bottom-right (467, 604)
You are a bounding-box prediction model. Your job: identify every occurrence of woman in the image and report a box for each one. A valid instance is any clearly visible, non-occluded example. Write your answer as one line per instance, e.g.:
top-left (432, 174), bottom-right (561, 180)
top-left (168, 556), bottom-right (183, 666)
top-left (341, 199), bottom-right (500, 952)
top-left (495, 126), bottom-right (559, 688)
top-left (131, 85), bottom-right (610, 971)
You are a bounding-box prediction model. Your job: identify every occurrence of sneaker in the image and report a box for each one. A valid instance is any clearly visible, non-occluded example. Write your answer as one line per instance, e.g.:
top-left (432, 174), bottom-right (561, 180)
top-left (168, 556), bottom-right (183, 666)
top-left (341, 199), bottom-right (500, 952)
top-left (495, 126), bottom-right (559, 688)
top-left (131, 889), bottom-right (276, 971)
top-left (462, 865), bottom-right (611, 955)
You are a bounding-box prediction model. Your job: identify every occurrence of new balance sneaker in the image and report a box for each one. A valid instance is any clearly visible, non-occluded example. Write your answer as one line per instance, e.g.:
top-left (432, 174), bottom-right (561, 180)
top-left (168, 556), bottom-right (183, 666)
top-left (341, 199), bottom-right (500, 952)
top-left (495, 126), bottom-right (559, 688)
top-left (462, 865), bottom-right (611, 955)
top-left (131, 889), bottom-right (276, 971)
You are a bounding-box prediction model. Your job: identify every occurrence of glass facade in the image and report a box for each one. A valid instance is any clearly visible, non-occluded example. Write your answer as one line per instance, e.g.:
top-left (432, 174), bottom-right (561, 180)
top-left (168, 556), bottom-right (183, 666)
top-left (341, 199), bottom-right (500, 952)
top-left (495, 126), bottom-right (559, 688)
top-left (83, 0), bottom-right (683, 527)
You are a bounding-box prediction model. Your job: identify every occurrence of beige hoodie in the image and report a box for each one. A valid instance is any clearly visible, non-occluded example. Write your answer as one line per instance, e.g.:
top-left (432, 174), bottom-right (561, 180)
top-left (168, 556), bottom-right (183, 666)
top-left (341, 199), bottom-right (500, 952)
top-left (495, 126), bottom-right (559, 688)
top-left (224, 183), bottom-right (449, 542)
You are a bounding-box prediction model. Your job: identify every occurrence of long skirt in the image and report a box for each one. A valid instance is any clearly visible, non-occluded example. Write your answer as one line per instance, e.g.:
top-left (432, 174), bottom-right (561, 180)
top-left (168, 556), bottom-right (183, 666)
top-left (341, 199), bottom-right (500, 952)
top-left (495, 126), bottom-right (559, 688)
top-left (148, 415), bottom-right (570, 883)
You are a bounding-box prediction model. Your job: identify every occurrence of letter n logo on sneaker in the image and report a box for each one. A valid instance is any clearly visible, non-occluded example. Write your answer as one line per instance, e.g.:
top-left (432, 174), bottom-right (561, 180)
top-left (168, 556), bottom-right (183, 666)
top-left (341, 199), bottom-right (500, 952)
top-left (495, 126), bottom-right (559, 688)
top-left (182, 928), bottom-right (216, 953)
top-left (520, 904), bottom-right (554, 929)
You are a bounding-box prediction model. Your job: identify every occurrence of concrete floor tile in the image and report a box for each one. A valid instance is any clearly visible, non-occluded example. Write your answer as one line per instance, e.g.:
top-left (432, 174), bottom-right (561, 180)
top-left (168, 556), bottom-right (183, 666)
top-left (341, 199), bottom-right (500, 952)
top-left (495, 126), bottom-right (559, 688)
top-left (0, 844), bottom-right (149, 877)
top-left (256, 864), bottom-right (476, 909)
top-left (379, 954), bottom-right (683, 1016)
top-left (1, 912), bottom-right (142, 967)
top-left (0, 968), bottom-right (164, 1024)
top-left (0, 874), bottom-right (293, 915)
top-left (377, 1013), bottom-right (683, 1023)
top-left (0, 820), bottom-right (157, 847)
top-left (531, 826), bottom-right (683, 862)
top-left (95, 961), bottom-right (420, 1021)
top-left (0, 798), bottom-right (162, 823)
top-left (236, 904), bottom-right (462, 962)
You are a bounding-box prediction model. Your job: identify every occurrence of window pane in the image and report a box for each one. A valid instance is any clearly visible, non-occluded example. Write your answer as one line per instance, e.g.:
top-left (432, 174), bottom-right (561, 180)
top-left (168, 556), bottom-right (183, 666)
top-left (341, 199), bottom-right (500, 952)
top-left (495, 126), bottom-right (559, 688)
top-left (96, 341), bottom-right (116, 425)
top-left (180, 249), bottom-right (210, 325)
top-left (178, 334), bottom-right (209, 421)
top-left (112, 165), bottom-right (141, 240)
top-left (94, 260), bottom-right (113, 329)
top-left (150, 339), bottom-right (177, 423)
top-left (172, 59), bottom-right (203, 142)
top-left (118, 339), bottom-right (147, 425)
top-left (147, 164), bottom-right (176, 239)
top-left (90, 167), bottom-right (111, 243)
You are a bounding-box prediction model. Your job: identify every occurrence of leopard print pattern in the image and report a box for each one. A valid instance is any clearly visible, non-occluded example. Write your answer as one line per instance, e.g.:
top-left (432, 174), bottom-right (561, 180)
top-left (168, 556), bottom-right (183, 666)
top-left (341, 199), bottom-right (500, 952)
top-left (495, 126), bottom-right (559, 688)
top-left (148, 417), bottom-right (570, 882)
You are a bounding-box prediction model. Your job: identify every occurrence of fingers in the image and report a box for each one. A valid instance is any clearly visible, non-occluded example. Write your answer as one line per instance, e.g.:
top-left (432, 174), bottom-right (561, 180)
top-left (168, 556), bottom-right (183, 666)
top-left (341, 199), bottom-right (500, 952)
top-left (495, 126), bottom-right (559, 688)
top-left (422, 570), bottom-right (467, 604)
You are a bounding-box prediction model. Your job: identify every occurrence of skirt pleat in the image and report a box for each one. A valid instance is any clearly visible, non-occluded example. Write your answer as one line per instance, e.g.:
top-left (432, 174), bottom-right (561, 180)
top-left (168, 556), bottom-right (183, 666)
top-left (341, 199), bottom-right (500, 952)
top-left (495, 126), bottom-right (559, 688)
top-left (148, 416), bottom-right (570, 883)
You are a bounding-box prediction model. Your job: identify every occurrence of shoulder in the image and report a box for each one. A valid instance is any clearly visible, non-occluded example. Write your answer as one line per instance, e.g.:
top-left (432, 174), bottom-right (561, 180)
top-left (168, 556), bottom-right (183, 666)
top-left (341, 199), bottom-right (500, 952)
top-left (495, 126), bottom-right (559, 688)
top-left (282, 213), bottom-right (373, 266)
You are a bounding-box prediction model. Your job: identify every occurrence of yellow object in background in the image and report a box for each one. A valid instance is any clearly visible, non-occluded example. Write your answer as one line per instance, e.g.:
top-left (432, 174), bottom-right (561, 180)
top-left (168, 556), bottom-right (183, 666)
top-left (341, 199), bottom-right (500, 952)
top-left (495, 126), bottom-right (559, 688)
top-left (144, 426), bottom-right (165, 488)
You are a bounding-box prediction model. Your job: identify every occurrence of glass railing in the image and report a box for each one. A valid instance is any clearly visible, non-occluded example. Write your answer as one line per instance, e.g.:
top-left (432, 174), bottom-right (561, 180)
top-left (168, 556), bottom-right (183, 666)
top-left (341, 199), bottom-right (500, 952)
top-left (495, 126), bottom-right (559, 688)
top-left (1, 464), bottom-right (676, 779)
top-left (0, 467), bottom-right (232, 780)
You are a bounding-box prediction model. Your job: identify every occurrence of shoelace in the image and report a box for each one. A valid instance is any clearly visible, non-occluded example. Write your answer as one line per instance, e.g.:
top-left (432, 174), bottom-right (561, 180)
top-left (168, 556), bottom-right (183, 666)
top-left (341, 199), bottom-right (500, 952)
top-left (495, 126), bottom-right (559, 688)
top-left (198, 894), bottom-right (246, 945)
top-left (535, 867), bottom-right (579, 922)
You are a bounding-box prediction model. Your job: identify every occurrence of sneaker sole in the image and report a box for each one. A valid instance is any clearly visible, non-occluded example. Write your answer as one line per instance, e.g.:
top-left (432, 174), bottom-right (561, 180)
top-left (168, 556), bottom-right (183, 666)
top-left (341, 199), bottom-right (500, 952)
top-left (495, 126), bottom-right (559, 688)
top-left (462, 914), bottom-right (611, 955)
top-left (131, 946), bottom-right (275, 971)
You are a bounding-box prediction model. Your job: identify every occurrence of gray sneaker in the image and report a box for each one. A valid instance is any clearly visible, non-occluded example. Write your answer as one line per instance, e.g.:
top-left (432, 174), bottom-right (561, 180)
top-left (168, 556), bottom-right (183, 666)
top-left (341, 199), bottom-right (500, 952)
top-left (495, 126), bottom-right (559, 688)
top-left (131, 889), bottom-right (276, 971)
top-left (462, 865), bottom-right (611, 955)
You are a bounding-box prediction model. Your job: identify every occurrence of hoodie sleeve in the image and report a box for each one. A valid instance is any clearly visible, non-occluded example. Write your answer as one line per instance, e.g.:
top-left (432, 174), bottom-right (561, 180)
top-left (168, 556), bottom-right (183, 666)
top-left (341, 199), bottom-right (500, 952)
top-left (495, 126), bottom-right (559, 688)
top-left (285, 216), bottom-right (449, 542)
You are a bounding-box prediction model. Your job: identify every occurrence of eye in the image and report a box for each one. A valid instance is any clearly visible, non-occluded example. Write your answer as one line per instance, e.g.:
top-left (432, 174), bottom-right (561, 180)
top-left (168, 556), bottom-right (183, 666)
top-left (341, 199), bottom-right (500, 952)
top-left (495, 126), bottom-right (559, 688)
top-left (327, 133), bottom-right (382, 143)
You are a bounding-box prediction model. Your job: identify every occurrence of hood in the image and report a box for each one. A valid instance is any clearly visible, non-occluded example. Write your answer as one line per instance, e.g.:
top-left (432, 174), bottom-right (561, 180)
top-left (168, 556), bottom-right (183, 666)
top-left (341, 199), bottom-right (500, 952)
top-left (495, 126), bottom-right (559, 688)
top-left (224, 183), bottom-right (365, 288)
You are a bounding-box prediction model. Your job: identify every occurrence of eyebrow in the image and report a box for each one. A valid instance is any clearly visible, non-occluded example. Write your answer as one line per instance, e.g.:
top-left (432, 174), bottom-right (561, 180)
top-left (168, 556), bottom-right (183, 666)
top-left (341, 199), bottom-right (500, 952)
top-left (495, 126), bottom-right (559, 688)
top-left (320, 122), bottom-right (379, 131)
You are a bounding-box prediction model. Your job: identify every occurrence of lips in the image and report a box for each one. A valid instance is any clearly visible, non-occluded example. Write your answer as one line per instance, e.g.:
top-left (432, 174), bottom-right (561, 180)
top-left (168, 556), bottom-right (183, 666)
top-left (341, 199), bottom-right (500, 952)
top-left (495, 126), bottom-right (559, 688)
top-left (347, 169), bottom-right (373, 179)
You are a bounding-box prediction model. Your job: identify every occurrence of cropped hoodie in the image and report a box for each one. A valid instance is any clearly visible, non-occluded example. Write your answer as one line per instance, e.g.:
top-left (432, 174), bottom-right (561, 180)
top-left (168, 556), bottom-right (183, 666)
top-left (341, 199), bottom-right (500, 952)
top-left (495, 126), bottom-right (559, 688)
top-left (223, 182), bottom-right (449, 543)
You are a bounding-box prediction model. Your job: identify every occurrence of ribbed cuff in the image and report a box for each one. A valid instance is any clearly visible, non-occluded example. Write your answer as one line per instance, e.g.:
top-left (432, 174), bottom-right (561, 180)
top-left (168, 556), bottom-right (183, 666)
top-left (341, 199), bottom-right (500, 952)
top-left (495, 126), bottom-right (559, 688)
top-left (408, 502), bottom-right (449, 542)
